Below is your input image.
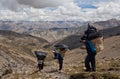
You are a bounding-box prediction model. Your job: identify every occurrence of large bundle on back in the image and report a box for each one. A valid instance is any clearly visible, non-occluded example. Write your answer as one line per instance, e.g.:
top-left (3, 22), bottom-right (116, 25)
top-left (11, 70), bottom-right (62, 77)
top-left (81, 24), bottom-right (104, 53)
top-left (34, 51), bottom-right (47, 71)
top-left (35, 51), bottom-right (47, 60)
top-left (53, 44), bottom-right (68, 58)
top-left (91, 37), bottom-right (104, 52)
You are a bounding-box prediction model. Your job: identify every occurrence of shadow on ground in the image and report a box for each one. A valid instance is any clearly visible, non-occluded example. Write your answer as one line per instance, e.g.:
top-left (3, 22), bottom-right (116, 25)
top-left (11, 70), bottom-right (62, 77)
top-left (70, 72), bottom-right (120, 79)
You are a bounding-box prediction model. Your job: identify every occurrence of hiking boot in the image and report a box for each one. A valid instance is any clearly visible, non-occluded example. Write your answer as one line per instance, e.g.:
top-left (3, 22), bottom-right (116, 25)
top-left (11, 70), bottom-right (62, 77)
top-left (91, 70), bottom-right (96, 72)
top-left (84, 69), bottom-right (91, 72)
top-left (58, 70), bottom-right (62, 73)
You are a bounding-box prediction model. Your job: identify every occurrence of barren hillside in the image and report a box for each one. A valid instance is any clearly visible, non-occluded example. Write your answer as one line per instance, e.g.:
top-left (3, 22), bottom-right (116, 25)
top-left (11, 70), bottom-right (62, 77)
top-left (0, 30), bottom-right (49, 78)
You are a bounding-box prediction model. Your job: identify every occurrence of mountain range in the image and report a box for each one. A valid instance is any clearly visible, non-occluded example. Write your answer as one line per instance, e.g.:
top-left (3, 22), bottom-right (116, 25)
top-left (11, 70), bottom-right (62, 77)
top-left (27, 19), bottom-right (120, 42)
top-left (0, 19), bottom-right (120, 32)
top-left (0, 19), bottom-right (120, 43)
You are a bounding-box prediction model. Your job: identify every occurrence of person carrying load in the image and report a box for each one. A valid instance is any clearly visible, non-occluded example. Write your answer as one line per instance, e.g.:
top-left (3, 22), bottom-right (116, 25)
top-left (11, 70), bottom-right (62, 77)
top-left (53, 44), bottom-right (69, 73)
top-left (80, 23), bottom-right (104, 72)
top-left (34, 51), bottom-right (47, 72)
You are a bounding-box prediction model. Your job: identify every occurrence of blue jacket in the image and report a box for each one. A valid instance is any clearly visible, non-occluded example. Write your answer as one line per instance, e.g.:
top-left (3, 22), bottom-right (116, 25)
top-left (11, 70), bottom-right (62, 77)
top-left (85, 40), bottom-right (96, 55)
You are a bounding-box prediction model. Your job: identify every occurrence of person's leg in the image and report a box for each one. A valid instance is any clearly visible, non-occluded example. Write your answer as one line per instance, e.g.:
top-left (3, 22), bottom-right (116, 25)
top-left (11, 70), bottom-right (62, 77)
top-left (58, 59), bottom-right (63, 71)
top-left (38, 60), bottom-right (44, 71)
top-left (41, 62), bottom-right (44, 69)
top-left (90, 54), bottom-right (96, 71)
top-left (38, 63), bottom-right (43, 70)
top-left (38, 64), bottom-right (41, 71)
top-left (85, 55), bottom-right (91, 71)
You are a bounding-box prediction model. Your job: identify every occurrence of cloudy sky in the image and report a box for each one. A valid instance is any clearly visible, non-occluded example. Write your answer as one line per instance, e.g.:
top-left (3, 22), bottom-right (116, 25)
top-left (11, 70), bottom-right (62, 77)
top-left (0, 0), bottom-right (120, 21)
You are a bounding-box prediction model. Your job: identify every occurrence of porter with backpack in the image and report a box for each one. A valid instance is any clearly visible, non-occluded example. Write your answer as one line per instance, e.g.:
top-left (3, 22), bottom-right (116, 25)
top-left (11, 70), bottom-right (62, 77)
top-left (53, 44), bottom-right (68, 72)
top-left (80, 24), bottom-right (104, 72)
top-left (35, 51), bottom-right (47, 71)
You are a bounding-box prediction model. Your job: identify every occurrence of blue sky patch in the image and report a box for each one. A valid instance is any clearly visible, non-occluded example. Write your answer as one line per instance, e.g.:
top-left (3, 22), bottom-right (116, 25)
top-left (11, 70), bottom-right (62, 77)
top-left (46, 7), bottom-right (57, 11)
top-left (79, 4), bottom-right (97, 9)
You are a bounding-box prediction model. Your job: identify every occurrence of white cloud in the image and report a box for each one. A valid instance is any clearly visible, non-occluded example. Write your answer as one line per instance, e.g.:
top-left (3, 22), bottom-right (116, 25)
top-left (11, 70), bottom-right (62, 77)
top-left (0, 0), bottom-right (74, 11)
top-left (94, 0), bottom-right (120, 21)
top-left (0, 0), bottom-right (20, 11)
top-left (0, 0), bottom-right (120, 21)
top-left (17, 0), bottom-right (74, 8)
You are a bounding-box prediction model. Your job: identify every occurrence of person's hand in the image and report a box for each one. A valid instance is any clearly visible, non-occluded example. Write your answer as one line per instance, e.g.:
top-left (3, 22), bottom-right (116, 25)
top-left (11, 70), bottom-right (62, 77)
top-left (80, 45), bottom-right (86, 49)
top-left (80, 40), bottom-right (86, 43)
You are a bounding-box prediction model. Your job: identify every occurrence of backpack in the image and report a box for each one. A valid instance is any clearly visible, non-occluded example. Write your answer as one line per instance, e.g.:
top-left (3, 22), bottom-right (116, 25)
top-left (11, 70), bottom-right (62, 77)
top-left (35, 51), bottom-right (47, 60)
top-left (85, 26), bottom-right (102, 40)
top-left (87, 30), bottom-right (104, 53)
top-left (91, 37), bottom-right (104, 53)
top-left (88, 31), bottom-right (102, 40)
top-left (84, 25), bottom-right (104, 53)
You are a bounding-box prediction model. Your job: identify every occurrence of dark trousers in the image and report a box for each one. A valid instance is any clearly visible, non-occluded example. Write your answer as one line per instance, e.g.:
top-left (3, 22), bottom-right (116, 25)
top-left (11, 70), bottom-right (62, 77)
top-left (85, 54), bottom-right (96, 71)
top-left (38, 62), bottom-right (44, 71)
top-left (58, 59), bottom-right (63, 70)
